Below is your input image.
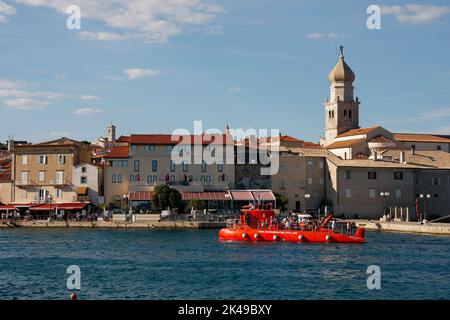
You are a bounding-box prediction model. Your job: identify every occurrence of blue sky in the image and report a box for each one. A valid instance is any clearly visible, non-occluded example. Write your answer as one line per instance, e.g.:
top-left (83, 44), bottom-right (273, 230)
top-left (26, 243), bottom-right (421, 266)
top-left (0, 0), bottom-right (450, 143)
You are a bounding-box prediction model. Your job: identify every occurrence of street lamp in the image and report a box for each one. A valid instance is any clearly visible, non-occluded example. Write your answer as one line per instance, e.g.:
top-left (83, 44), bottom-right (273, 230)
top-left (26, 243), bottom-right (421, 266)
top-left (380, 192), bottom-right (390, 217)
top-left (304, 194), bottom-right (311, 214)
top-left (122, 194), bottom-right (128, 213)
top-left (419, 193), bottom-right (431, 222)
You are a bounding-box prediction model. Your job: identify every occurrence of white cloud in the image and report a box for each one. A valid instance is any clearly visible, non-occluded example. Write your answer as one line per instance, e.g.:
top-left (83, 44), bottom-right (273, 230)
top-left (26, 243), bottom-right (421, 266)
top-left (16, 0), bottom-right (224, 43)
top-left (123, 68), bottom-right (160, 79)
top-left (78, 31), bottom-right (128, 41)
top-left (4, 98), bottom-right (49, 110)
top-left (0, 0), bottom-right (16, 23)
top-left (73, 107), bottom-right (103, 115)
top-left (381, 4), bottom-right (450, 24)
top-left (0, 78), bottom-right (64, 110)
top-left (306, 32), bottom-right (349, 40)
top-left (81, 95), bottom-right (102, 101)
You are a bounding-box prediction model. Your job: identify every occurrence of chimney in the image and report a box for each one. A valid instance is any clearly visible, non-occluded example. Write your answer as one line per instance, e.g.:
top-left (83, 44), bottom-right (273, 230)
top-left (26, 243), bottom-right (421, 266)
top-left (400, 150), bottom-right (406, 164)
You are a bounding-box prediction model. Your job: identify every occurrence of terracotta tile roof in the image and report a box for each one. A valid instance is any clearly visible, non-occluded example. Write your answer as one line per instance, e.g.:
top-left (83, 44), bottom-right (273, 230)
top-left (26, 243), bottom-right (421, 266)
top-left (369, 135), bottom-right (395, 143)
top-left (116, 135), bottom-right (130, 143)
top-left (326, 138), bottom-right (366, 149)
top-left (303, 141), bottom-right (321, 148)
top-left (336, 126), bottom-right (380, 138)
top-left (393, 133), bottom-right (450, 143)
top-left (129, 134), bottom-right (234, 145)
top-left (104, 146), bottom-right (129, 158)
top-left (279, 135), bottom-right (303, 142)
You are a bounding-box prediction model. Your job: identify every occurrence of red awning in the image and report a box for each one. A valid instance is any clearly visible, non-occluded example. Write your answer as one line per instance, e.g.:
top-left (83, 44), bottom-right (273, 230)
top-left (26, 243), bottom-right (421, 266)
top-left (229, 190), bottom-right (254, 201)
top-left (0, 205), bottom-right (18, 211)
top-left (129, 191), bottom-right (153, 201)
top-left (181, 192), bottom-right (230, 201)
top-left (251, 190), bottom-right (276, 201)
top-left (30, 203), bottom-right (90, 211)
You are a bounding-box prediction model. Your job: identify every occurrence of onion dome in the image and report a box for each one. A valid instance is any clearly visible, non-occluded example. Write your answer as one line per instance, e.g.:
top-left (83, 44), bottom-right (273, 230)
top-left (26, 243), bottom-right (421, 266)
top-left (328, 46), bottom-right (355, 83)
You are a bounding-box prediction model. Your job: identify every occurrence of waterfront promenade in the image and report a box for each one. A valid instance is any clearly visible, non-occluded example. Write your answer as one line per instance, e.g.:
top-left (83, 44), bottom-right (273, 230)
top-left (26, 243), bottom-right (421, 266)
top-left (352, 220), bottom-right (450, 236)
top-left (0, 214), bottom-right (226, 229)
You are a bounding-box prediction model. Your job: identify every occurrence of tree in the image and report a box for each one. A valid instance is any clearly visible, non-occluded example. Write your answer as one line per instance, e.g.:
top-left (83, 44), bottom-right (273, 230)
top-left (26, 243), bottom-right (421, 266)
top-left (274, 192), bottom-right (289, 211)
top-left (153, 185), bottom-right (181, 210)
top-left (187, 199), bottom-right (205, 210)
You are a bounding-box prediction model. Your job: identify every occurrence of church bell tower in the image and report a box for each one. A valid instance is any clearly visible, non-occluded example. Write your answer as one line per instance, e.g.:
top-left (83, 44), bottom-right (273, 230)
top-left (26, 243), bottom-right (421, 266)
top-left (324, 46), bottom-right (360, 146)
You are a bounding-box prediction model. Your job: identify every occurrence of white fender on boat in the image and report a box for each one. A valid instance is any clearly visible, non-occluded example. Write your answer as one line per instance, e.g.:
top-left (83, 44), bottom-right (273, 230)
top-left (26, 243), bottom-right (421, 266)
top-left (298, 235), bottom-right (304, 241)
top-left (242, 233), bottom-right (248, 239)
top-left (254, 233), bottom-right (260, 239)
top-left (325, 235), bottom-right (331, 241)
top-left (273, 235), bottom-right (279, 241)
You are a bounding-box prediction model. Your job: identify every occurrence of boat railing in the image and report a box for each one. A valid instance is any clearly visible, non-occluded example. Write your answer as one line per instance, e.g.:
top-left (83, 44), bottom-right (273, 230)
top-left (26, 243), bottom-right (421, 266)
top-left (238, 219), bottom-right (358, 236)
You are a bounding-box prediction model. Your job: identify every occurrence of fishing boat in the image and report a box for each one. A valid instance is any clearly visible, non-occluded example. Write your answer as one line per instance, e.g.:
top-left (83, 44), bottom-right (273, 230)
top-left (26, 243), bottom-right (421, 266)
top-left (219, 205), bottom-right (365, 243)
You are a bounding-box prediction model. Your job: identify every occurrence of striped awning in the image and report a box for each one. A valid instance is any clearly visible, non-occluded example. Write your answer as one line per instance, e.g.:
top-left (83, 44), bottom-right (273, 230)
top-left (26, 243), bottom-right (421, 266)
top-left (182, 192), bottom-right (230, 201)
top-left (229, 190), bottom-right (254, 201)
top-left (30, 203), bottom-right (90, 211)
top-left (229, 190), bottom-right (275, 201)
top-left (251, 190), bottom-right (276, 201)
top-left (129, 191), bottom-right (153, 201)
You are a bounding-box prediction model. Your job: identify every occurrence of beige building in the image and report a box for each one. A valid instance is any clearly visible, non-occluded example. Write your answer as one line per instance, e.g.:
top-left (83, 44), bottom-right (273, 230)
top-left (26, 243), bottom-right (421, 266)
top-left (11, 138), bottom-right (92, 205)
top-left (103, 133), bottom-right (235, 209)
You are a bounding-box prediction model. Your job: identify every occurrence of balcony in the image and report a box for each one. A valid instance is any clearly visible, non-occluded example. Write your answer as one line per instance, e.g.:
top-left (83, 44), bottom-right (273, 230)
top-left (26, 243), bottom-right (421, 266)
top-left (48, 180), bottom-right (71, 187)
top-left (16, 180), bottom-right (36, 188)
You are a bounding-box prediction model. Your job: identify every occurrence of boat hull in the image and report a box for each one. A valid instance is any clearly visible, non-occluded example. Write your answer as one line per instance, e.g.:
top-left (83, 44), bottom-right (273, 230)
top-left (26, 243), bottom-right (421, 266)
top-left (219, 227), bottom-right (365, 243)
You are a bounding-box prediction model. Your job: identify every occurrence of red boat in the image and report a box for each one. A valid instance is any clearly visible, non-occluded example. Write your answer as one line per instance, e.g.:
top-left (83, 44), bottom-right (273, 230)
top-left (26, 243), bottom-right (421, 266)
top-left (219, 205), bottom-right (366, 243)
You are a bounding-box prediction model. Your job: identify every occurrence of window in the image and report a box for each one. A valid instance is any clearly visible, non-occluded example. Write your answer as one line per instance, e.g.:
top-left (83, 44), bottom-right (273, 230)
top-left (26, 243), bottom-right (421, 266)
top-left (395, 189), bottom-right (402, 199)
top-left (279, 180), bottom-right (285, 190)
top-left (218, 162), bottom-right (224, 172)
top-left (183, 161), bottom-right (189, 172)
top-left (415, 175), bottom-right (421, 185)
top-left (368, 171), bottom-right (377, 180)
top-left (319, 159), bottom-right (324, 169)
top-left (117, 174), bottom-right (122, 183)
top-left (344, 110), bottom-right (347, 119)
top-left (112, 174), bottom-right (117, 183)
top-left (368, 188), bottom-right (376, 198)
top-left (166, 145), bottom-right (174, 152)
top-left (56, 189), bottom-right (62, 198)
top-left (434, 193), bottom-right (439, 198)
top-left (134, 160), bottom-right (140, 172)
top-left (345, 188), bottom-right (352, 198)
top-left (346, 171), bottom-right (352, 180)
top-left (147, 175), bottom-right (158, 183)
top-left (121, 160), bottom-right (128, 167)
top-left (348, 110), bottom-right (352, 119)
top-left (80, 176), bottom-right (87, 184)
top-left (131, 145), bottom-right (137, 152)
top-left (201, 161), bottom-right (207, 172)
top-left (145, 145), bottom-right (155, 152)
top-left (432, 177), bottom-right (440, 186)
top-left (152, 160), bottom-right (158, 172)
top-left (81, 166), bottom-right (87, 173)
top-left (56, 171), bottom-right (64, 184)
top-left (22, 155), bottom-right (28, 165)
top-left (394, 171), bottom-right (403, 180)
top-left (320, 178), bottom-right (324, 185)
top-left (21, 171), bottom-right (29, 183)
top-left (38, 171), bottom-right (45, 182)
top-left (307, 160), bottom-right (313, 170)
top-left (129, 175), bottom-right (135, 183)
top-left (437, 145), bottom-right (442, 151)
top-left (307, 177), bottom-right (313, 185)
top-left (38, 155), bottom-right (48, 164)
top-left (57, 154), bottom-right (66, 164)
top-left (170, 175), bottom-right (176, 182)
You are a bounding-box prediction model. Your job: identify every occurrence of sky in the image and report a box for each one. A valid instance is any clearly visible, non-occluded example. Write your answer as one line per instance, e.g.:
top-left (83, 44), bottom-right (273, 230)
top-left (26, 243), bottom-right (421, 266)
top-left (0, 0), bottom-right (450, 144)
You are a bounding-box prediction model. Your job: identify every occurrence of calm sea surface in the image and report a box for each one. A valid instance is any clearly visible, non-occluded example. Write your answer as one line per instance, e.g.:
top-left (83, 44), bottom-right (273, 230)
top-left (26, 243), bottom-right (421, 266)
top-left (0, 228), bottom-right (449, 300)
